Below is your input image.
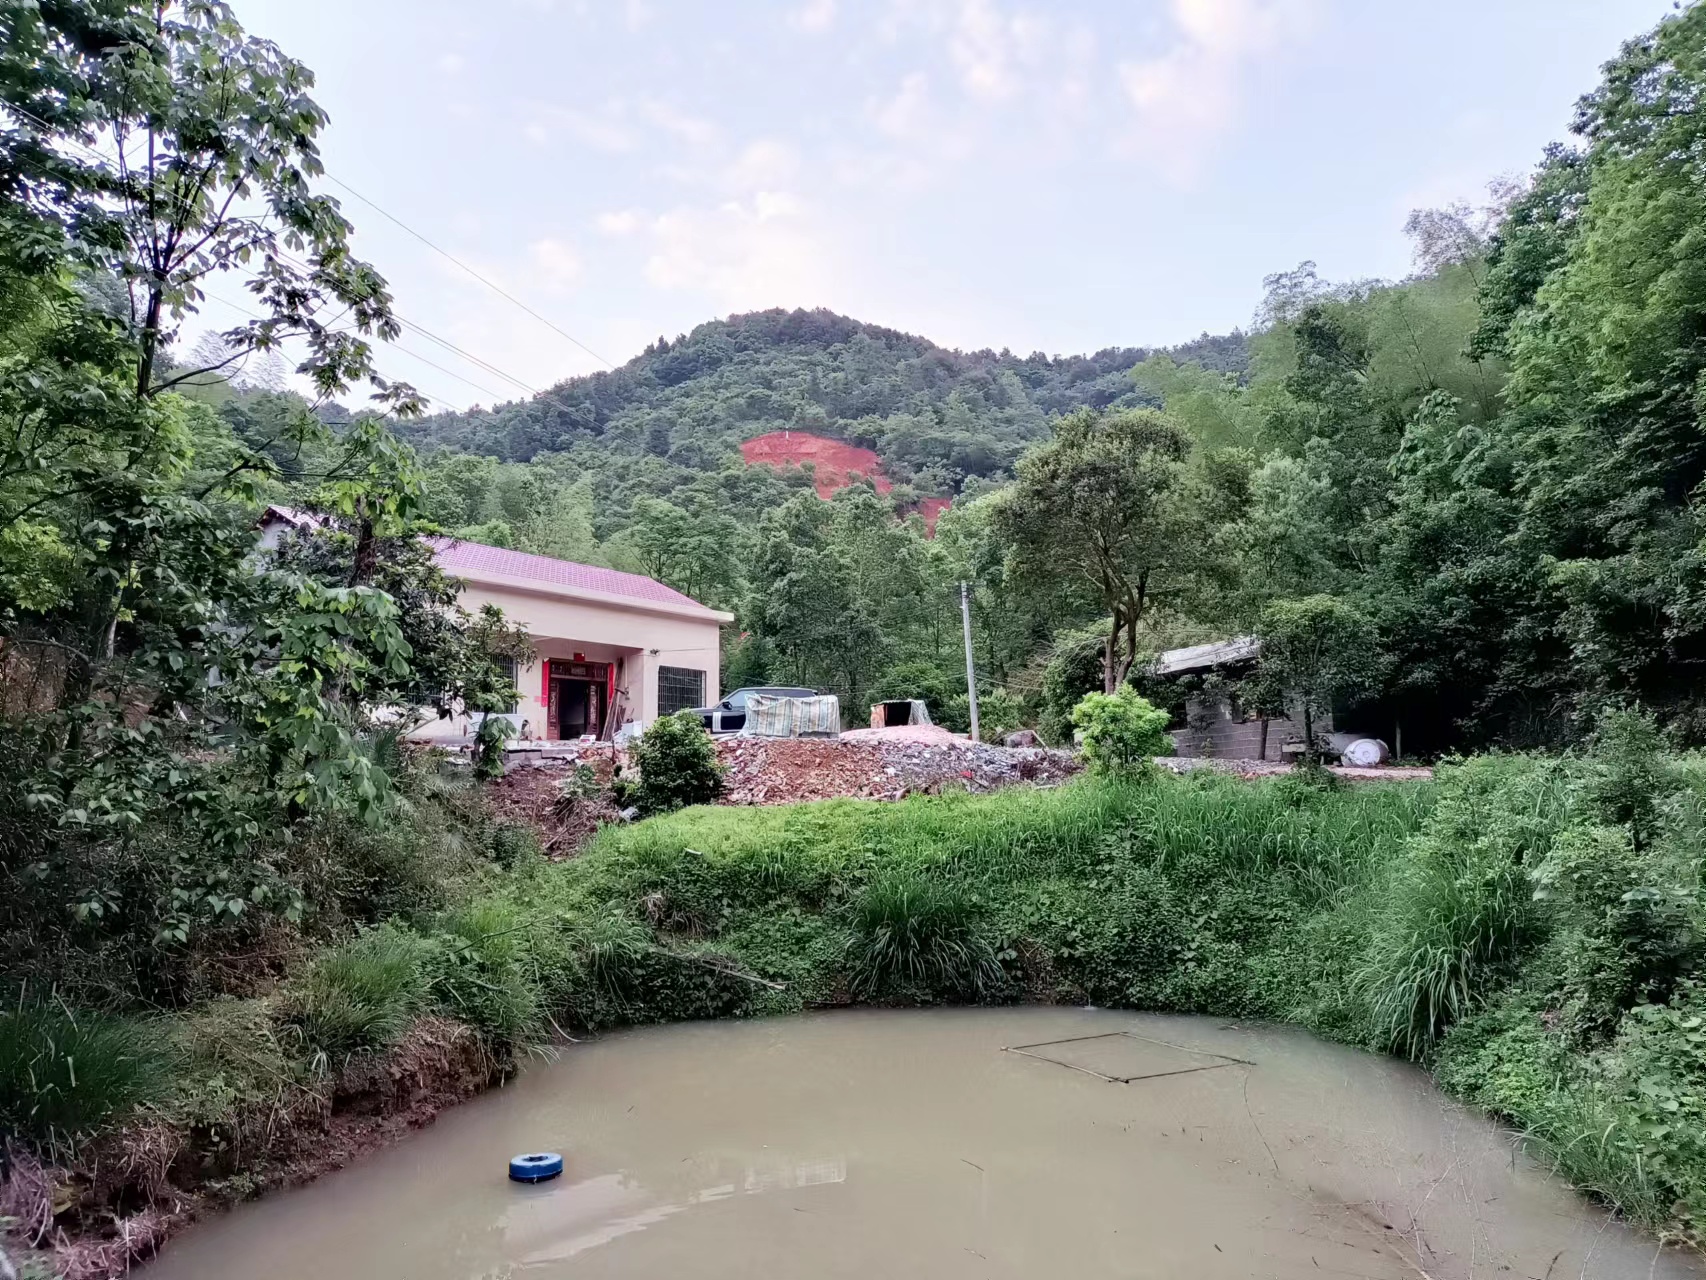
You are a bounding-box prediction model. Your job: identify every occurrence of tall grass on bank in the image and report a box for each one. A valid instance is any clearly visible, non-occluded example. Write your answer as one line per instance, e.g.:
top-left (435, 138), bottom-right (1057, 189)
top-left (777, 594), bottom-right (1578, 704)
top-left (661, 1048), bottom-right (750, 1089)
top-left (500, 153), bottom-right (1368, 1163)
top-left (847, 874), bottom-right (1001, 999)
top-left (0, 995), bottom-right (173, 1152)
top-left (574, 774), bottom-right (1427, 907)
top-left (283, 926), bottom-right (434, 1067)
top-left (1358, 756), bottom-right (1571, 1056)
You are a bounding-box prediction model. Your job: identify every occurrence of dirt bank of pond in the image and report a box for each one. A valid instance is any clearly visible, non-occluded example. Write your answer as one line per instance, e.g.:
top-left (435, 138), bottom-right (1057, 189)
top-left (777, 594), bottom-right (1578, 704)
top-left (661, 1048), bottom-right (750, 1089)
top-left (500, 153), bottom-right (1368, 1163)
top-left (140, 1008), bottom-right (1701, 1280)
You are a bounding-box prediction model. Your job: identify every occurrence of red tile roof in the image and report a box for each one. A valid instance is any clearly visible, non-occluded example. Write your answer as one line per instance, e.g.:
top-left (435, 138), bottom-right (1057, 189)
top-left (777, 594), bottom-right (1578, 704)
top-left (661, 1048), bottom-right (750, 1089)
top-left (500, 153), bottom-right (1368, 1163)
top-left (427, 537), bottom-right (714, 612)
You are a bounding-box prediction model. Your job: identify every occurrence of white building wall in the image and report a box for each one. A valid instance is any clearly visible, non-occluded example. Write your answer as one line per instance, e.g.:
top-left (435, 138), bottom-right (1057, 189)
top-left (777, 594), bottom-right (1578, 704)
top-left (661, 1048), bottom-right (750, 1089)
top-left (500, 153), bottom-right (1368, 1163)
top-left (412, 572), bottom-right (724, 740)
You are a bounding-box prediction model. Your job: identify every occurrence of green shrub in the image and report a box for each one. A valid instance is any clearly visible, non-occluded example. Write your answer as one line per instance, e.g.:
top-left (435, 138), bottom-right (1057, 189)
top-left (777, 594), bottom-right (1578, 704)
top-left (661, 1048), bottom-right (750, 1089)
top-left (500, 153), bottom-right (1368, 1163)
top-left (1536, 824), bottom-right (1701, 1041)
top-left (472, 713), bottom-right (516, 781)
top-left (1071, 687), bottom-right (1171, 776)
top-left (1591, 986), bottom-right (1706, 1233)
top-left (0, 996), bottom-right (173, 1149)
top-left (1038, 626), bottom-right (1106, 745)
top-left (285, 925), bottom-right (434, 1064)
top-left (489, 822), bottom-right (541, 870)
top-left (845, 874), bottom-right (1002, 999)
top-left (946, 687), bottom-right (1024, 742)
top-left (631, 711), bottom-right (725, 816)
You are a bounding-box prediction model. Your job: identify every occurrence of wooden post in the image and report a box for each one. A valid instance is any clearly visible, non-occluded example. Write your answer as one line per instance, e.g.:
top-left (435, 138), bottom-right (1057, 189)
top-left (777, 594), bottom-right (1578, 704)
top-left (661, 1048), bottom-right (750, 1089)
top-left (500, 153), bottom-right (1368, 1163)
top-left (960, 581), bottom-right (980, 743)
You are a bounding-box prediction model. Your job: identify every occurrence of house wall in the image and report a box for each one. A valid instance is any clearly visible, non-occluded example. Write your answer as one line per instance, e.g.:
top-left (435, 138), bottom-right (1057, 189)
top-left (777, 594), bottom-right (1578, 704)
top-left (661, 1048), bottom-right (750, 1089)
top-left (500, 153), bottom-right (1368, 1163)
top-left (1169, 692), bottom-right (1326, 761)
top-left (412, 579), bottom-right (723, 741)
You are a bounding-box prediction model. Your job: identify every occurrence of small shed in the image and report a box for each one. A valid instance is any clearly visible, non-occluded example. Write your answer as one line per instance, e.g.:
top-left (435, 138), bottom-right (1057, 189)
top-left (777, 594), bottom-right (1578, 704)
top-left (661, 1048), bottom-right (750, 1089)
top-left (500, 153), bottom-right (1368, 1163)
top-left (1154, 637), bottom-right (1323, 761)
top-left (870, 699), bottom-right (933, 729)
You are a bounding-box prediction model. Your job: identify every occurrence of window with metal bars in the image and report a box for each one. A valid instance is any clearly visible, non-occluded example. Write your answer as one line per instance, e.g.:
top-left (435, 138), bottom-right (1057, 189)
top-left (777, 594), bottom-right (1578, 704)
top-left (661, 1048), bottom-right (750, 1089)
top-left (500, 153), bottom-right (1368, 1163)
top-left (657, 666), bottom-right (706, 717)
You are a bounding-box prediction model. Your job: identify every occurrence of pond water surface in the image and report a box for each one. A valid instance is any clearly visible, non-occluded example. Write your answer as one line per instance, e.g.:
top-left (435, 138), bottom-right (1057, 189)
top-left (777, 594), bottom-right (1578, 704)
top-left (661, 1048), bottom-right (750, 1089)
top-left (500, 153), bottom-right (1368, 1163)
top-left (143, 1008), bottom-right (1702, 1279)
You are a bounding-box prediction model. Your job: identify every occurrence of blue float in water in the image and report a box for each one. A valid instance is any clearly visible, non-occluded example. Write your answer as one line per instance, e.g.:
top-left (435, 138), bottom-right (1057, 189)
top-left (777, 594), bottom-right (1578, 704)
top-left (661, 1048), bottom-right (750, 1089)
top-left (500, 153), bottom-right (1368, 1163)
top-left (508, 1152), bottom-right (564, 1183)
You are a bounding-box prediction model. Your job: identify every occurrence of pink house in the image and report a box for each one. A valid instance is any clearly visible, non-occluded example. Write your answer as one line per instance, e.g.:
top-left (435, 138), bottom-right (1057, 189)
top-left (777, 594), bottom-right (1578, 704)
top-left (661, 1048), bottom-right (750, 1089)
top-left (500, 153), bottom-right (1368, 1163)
top-left (423, 539), bottom-right (731, 741)
top-left (257, 508), bottom-right (732, 741)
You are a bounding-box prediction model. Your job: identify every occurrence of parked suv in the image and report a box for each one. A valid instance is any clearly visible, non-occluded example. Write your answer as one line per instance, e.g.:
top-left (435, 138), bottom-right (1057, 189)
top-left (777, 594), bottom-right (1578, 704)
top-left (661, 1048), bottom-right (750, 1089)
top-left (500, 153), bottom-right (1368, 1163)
top-left (693, 686), bottom-right (815, 734)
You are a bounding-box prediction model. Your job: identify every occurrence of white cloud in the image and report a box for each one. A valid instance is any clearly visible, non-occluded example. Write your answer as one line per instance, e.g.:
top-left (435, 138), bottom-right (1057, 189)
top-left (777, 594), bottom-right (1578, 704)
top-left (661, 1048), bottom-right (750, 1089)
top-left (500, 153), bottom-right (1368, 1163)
top-left (641, 192), bottom-right (834, 311)
top-left (529, 237), bottom-right (584, 291)
top-left (788, 0), bottom-right (836, 33)
top-left (438, 52), bottom-right (466, 75)
top-left (872, 72), bottom-right (931, 140)
top-left (596, 209), bottom-right (644, 236)
top-left (723, 138), bottom-right (798, 190)
top-left (948, 0), bottom-right (1048, 101)
top-left (638, 99), bottom-right (717, 147)
top-left (525, 104), bottom-right (635, 153)
top-left (1117, 0), bottom-right (1316, 179)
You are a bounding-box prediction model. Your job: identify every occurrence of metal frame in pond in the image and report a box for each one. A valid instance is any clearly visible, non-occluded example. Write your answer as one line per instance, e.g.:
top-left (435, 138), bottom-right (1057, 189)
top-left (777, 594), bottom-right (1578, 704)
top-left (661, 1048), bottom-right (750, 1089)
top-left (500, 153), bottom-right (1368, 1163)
top-left (1002, 1031), bottom-right (1254, 1084)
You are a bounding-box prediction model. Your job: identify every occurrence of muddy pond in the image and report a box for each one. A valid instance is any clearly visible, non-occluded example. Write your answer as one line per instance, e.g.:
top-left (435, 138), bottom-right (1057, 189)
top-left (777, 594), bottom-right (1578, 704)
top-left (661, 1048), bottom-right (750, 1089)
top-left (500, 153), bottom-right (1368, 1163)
top-left (144, 1008), bottom-right (1700, 1279)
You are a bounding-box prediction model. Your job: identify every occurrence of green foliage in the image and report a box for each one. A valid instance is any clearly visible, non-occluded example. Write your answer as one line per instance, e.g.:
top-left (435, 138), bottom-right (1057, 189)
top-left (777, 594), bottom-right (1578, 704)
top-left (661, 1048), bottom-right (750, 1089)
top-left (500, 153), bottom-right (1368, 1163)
top-left (0, 997), bottom-right (173, 1149)
top-left (992, 407), bottom-right (1240, 693)
top-left (630, 711), bottom-right (725, 816)
top-left (949, 687), bottom-right (1024, 742)
top-left (428, 900), bottom-right (544, 1044)
top-left (284, 926), bottom-right (434, 1065)
top-left (1250, 595), bottom-right (1387, 758)
top-left (1039, 627), bottom-right (1107, 744)
top-left (846, 874), bottom-right (1002, 1000)
top-left (1071, 688), bottom-right (1172, 776)
top-left (472, 714), bottom-right (517, 782)
top-left (1357, 755), bottom-right (1562, 1057)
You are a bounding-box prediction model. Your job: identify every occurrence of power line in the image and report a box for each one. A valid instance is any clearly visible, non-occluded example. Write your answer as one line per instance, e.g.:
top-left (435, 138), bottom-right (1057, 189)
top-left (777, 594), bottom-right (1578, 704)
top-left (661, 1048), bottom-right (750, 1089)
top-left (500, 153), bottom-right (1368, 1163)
top-left (4, 106), bottom-right (490, 414)
top-left (323, 173), bottom-right (615, 369)
top-left (396, 317), bottom-right (535, 398)
top-left (249, 244), bottom-right (538, 401)
top-left (198, 287), bottom-right (468, 413)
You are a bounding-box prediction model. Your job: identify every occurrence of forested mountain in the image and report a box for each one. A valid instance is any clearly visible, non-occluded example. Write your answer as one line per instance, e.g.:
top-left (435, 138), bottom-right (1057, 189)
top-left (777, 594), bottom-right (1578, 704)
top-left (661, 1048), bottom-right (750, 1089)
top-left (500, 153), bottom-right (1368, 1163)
top-left (398, 308), bottom-right (1248, 494)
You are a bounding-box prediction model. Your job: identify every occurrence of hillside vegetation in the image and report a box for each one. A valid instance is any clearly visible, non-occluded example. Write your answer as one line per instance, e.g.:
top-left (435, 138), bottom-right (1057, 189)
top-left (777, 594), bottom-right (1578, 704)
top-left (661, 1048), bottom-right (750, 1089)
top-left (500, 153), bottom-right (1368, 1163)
top-left (8, 2), bottom-right (1706, 1274)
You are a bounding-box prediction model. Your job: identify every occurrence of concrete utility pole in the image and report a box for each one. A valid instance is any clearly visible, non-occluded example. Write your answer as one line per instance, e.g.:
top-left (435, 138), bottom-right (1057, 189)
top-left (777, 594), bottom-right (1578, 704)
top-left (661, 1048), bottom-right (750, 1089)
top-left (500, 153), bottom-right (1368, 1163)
top-left (960, 580), bottom-right (981, 743)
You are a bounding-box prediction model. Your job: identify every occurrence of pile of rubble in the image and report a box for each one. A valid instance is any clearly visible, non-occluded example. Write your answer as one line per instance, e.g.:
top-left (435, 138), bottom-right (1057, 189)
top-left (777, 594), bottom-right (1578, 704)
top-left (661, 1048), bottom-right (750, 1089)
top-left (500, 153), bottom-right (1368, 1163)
top-left (715, 735), bottom-right (1079, 805)
top-left (485, 753), bottom-right (624, 858)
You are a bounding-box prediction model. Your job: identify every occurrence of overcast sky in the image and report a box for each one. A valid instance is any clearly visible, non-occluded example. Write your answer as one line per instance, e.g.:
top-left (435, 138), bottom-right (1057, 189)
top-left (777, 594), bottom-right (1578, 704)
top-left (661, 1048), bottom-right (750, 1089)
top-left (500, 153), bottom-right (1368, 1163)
top-left (219, 0), bottom-right (1673, 412)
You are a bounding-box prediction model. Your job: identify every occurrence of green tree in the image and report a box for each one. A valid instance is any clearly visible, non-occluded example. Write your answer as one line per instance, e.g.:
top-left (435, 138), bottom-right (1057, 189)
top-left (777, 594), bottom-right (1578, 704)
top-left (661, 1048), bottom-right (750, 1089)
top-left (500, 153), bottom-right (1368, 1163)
top-left (1249, 595), bottom-right (1387, 760)
top-left (992, 408), bottom-right (1231, 694)
top-left (619, 497), bottom-right (740, 607)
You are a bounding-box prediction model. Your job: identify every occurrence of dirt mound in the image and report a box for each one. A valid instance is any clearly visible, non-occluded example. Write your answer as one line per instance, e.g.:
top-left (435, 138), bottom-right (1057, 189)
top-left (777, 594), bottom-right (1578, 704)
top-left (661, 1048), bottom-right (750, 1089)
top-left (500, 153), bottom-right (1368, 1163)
top-left (486, 751), bottom-right (622, 859)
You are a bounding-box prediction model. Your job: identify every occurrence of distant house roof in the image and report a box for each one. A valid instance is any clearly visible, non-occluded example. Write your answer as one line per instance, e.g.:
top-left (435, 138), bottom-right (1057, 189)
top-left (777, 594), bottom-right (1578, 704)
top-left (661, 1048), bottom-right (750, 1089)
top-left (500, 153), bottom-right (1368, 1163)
top-left (427, 537), bottom-right (732, 622)
top-left (260, 504), bottom-right (325, 533)
top-left (1154, 636), bottom-right (1261, 675)
top-left (257, 507), bottom-right (730, 623)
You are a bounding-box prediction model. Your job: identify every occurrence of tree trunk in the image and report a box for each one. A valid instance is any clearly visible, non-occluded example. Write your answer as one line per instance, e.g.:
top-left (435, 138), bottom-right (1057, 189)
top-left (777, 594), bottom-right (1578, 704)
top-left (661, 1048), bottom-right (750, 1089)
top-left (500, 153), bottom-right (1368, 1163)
top-left (136, 286), bottom-right (164, 398)
top-left (349, 502), bottom-right (377, 588)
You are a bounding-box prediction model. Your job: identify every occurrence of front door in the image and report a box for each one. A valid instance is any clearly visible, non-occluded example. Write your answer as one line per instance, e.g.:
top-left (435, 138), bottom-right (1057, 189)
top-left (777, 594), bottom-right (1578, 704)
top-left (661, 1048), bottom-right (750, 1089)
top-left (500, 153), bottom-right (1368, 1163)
top-left (547, 660), bottom-right (608, 739)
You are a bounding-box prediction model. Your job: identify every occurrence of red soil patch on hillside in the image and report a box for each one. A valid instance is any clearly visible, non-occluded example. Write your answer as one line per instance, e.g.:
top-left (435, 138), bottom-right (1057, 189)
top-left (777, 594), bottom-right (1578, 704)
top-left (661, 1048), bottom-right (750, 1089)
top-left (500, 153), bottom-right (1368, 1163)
top-left (739, 429), bottom-right (951, 532)
top-left (740, 430), bottom-right (892, 499)
top-left (912, 495), bottom-right (953, 533)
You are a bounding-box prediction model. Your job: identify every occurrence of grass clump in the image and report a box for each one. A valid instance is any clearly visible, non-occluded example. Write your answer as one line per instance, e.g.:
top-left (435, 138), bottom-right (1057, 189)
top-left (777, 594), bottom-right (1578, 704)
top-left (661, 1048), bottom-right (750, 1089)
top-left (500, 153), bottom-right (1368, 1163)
top-left (846, 874), bottom-right (1002, 1000)
top-left (0, 995), bottom-right (173, 1150)
top-left (428, 899), bottom-right (545, 1045)
top-left (283, 925), bottom-right (434, 1066)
